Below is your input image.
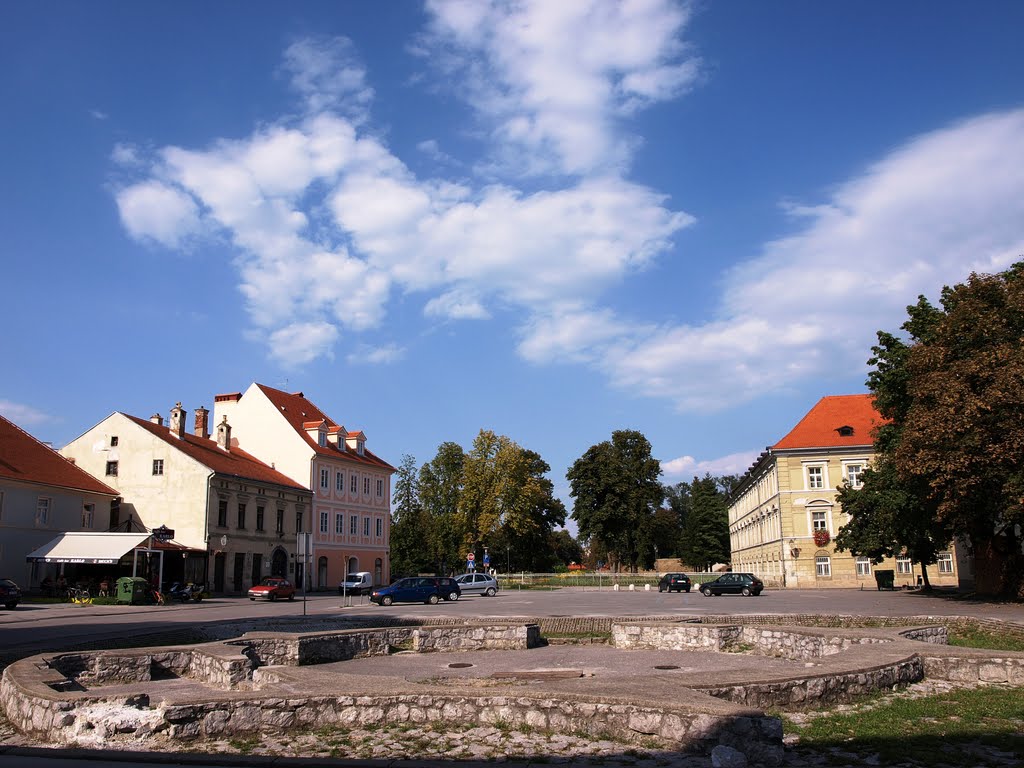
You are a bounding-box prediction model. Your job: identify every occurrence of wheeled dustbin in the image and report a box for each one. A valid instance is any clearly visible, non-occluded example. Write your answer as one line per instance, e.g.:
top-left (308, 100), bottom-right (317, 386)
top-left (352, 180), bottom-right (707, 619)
top-left (874, 569), bottom-right (895, 591)
top-left (116, 576), bottom-right (149, 604)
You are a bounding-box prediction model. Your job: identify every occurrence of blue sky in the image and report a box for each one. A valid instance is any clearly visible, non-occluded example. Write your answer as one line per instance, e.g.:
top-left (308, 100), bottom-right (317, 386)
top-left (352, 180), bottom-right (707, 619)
top-left (3, 1), bottom-right (1024, 524)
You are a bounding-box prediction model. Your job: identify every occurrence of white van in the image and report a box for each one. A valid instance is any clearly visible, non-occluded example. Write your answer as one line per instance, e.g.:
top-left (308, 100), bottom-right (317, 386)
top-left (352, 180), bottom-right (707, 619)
top-left (338, 571), bottom-right (373, 595)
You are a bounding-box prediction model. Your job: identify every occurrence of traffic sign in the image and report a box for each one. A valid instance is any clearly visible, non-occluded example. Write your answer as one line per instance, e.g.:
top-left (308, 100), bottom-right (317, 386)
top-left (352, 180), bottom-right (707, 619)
top-left (467, 552), bottom-right (475, 561)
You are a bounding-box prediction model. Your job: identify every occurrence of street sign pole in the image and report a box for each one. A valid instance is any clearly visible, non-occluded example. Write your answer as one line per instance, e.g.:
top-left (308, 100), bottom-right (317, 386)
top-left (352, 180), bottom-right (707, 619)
top-left (297, 533), bottom-right (311, 616)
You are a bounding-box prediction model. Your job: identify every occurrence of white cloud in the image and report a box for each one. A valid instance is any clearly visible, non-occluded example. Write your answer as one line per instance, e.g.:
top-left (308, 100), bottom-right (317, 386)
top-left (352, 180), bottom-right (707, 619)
top-left (422, 0), bottom-right (700, 176)
top-left (0, 400), bottom-right (51, 426)
top-left (115, 181), bottom-right (202, 249)
top-left (267, 321), bottom-right (339, 367)
top-left (347, 343), bottom-right (406, 365)
top-left (662, 450), bottom-right (762, 481)
top-left (111, 143), bottom-right (140, 166)
top-left (282, 37), bottom-right (374, 119)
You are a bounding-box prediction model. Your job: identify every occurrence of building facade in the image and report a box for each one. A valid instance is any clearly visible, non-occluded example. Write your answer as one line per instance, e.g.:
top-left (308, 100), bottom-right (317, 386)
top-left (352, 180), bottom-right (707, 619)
top-left (61, 404), bottom-right (312, 593)
top-left (213, 384), bottom-right (395, 590)
top-left (0, 414), bottom-right (119, 587)
top-left (727, 395), bottom-right (968, 589)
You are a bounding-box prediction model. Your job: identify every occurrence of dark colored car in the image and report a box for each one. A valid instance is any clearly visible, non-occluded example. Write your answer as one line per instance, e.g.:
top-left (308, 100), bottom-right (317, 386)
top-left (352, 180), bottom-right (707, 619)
top-left (248, 576), bottom-right (297, 601)
top-left (699, 573), bottom-right (764, 597)
top-left (370, 576), bottom-right (460, 606)
top-left (657, 573), bottom-right (692, 593)
top-left (0, 578), bottom-right (21, 609)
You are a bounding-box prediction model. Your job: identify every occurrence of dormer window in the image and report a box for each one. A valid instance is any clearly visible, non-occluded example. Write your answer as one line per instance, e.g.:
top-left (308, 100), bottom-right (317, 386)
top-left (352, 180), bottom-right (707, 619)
top-left (318, 431), bottom-right (326, 447)
top-left (357, 439), bottom-right (365, 456)
top-left (836, 425), bottom-right (854, 437)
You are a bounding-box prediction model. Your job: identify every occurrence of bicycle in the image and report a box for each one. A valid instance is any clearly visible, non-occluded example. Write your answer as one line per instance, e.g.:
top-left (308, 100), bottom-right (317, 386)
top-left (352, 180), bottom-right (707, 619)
top-left (68, 587), bottom-right (92, 604)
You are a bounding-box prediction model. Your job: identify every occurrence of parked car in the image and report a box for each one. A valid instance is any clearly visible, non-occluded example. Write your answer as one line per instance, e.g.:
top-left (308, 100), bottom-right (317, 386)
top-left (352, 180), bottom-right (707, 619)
top-left (248, 576), bottom-right (297, 601)
top-left (699, 573), bottom-right (764, 597)
top-left (338, 571), bottom-right (373, 595)
top-left (657, 572), bottom-right (692, 593)
top-left (370, 576), bottom-right (460, 606)
top-left (455, 572), bottom-right (500, 596)
top-left (0, 578), bottom-right (21, 609)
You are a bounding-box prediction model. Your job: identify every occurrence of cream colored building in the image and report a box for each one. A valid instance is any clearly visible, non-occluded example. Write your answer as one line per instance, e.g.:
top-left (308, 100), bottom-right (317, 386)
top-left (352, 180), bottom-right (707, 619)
top-left (213, 384), bottom-right (395, 590)
top-left (728, 395), bottom-right (967, 589)
top-left (61, 404), bottom-right (312, 593)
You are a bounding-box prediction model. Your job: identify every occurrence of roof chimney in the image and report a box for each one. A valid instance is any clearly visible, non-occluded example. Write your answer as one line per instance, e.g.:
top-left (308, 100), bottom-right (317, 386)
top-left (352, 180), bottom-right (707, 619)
top-left (194, 406), bottom-right (210, 439)
top-left (169, 403), bottom-right (187, 439)
top-left (216, 415), bottom-right (232, 452)
top-left (150, 413), bottom-right (164, 426)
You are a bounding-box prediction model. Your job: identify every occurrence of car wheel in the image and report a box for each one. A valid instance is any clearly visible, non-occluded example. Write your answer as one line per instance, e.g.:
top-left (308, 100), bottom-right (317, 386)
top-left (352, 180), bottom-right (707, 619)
top-left (249, 597), bottom-right (256, 601)
top-left (485, 587), bottom-right (497, 597)
top-left (288, 593), bottom-right (295, 601)
top-left (658, 585), bottom-right (664, 593)
top-left (447, 591), bottom-right (459, 601)
top-left (701, 587), bottom-right (712, 596)
top-left (381, 595), bottom-right (393, 606)
top-left (742, 587), bottom-right (752, 596)
top-left (269, 593), bottom-right (277, 601)
top-left (4, 602), bottom-right (16, 610)
top-left (427, 593), bottom-right (440, 605)
top-left (684, 587), bottom-right (691, 593)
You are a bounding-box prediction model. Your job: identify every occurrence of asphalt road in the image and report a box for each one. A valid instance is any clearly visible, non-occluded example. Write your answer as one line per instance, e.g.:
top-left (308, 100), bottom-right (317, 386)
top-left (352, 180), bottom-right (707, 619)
top-left (2, 585), bottom-right (1021, 657)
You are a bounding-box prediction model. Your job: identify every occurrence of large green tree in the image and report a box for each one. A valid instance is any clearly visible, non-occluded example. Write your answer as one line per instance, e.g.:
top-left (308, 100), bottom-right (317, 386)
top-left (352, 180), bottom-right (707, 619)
top-left (566, 429), bottom-right (663, 572)
top-left (678, 474), bottom-right (730, 571)
top-left (418, 441), bottom-right (465, 575)
top-left (839, 263), bottom-right (1024, 597)
top-left (389, 454), bottom-right (432, 577)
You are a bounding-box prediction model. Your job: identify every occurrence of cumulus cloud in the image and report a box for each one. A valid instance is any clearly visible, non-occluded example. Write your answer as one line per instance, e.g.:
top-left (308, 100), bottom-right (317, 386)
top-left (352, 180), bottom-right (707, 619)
top-left (421, 0), bottom-right (701, 176)
top-left (267, 321), bottom-right (339, 366)
top-left (282, 36), bottom-right (374, 119)
top-left (347, 343), bottom-right (406, 365)
top-left (662, 450), bottom-right (762, 481)
top-left (0, 400), bottom-right (51, 427)
top-left (115, 181), bottom-right (202, 249)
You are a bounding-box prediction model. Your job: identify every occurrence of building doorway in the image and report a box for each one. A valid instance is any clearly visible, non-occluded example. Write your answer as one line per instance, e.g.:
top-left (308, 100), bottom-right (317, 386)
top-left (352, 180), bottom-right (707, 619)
top-left (271, 547), bottom-right (287, 577)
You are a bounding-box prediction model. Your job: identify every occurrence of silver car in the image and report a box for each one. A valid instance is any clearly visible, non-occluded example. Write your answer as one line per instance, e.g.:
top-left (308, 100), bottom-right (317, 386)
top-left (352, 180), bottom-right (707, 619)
top-left (455, 572), bottom-right (499, 596)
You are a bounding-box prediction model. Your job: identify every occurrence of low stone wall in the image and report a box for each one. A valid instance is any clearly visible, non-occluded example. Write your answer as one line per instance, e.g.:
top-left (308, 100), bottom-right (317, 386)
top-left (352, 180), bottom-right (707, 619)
top-left (898, 626), bottom-right (948, 644)
top-left (739, 626), bottom-right (891, 660)
top-left (612, 623), bottom-right (741, 651)
top-left (922, 654), bottom-right (1024, 684)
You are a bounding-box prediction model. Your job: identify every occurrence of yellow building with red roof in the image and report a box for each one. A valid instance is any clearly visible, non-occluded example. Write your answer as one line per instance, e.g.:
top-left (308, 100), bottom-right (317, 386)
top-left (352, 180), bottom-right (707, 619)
top-left (727, 395), bottom-right (967, 589)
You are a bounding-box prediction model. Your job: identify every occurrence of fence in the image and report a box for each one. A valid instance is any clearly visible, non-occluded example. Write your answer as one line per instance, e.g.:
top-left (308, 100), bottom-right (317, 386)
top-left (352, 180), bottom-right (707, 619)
top-left (493, 571), bottom-right (724, 591)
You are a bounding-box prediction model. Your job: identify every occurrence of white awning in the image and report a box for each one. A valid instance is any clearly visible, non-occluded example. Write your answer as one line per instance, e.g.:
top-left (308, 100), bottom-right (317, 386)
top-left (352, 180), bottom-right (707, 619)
top-left (25, 533), bottom-right (151, 564)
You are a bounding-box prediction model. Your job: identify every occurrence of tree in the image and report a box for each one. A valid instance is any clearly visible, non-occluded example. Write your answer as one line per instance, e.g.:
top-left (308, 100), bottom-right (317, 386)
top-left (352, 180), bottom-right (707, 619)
top-left (678, 474), bottom-right (730, 571)
top-left (839, 263), bottom-right (1024, 597)
top-left (548, 528), bottom-right (584, 568)
top-left (567, 430), bottom-right (663, 572)
top-left (389, 454), bottom-right (431, 577)
top-left (418, 441), bottom-right (465, 575)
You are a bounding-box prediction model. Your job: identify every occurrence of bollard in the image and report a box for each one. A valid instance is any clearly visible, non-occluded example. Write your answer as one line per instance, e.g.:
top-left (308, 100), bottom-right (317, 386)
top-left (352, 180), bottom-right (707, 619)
top-left (645, 584), bottom-right (650, 591)
top-left (629, 584), bottom-right (635, 591)
top-left (613, 583), bottom-right (619, 591)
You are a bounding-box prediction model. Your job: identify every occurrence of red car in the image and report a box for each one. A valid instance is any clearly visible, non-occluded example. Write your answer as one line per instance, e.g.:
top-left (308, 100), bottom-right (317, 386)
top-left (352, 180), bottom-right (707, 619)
top-left (248, 576), bottom-right (296, 601)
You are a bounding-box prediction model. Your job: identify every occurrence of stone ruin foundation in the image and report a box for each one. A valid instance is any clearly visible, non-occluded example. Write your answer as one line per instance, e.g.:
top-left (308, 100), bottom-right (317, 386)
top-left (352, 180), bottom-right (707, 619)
top-left (3, 615), bottom-right (1024, 767)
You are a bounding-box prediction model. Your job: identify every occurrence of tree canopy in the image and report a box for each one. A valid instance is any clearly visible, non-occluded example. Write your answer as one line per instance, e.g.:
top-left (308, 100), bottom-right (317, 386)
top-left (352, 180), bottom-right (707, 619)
top-left (678, 474), bottom-right (731, 571)
top-left (837, 262), bottom-right (1024, 596)
top-left (566, 429), bottom-right (663, 572)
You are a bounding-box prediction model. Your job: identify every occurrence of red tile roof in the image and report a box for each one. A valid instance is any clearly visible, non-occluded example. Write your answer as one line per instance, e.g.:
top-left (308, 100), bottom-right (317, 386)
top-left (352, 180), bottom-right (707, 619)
top-left (254, 384), bottom-right (396, 472)
top-left (0, 414), bottom-right (118, 496)
top-left (123, 415), bottom-right (310, 491)
top-left (773, 395), bottom-right (884, 450)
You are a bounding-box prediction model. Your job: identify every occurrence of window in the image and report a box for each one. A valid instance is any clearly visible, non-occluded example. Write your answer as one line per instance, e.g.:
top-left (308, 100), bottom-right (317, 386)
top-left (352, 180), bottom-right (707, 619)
top-left (811, 509), bottom-right (828, 531)
top-left (82, 503), bottom-right (95, 529)
top-left (350, 515), bottom-right (357, 535)
top-left (375, 517), bottom-right (383, 537)
top-left (336, 472), bottom-right (343, 492)
top-left (938, 552), bottom-right (954, 574)
top-left (350, 474), bottom-right (357, 493)
top-left (320, 511), bottom-right (329, 533)
top-left (36, 497), bottom-right (50, 525)
top-left (896, 556), bottom-right (913, 574)
top-left (845, 464), bottom-right (863, 489)
top-left (318, 431), bottom-right (326, 447)
top-left (105, 461), bottom-right (118, 477)
top-left (296, 510), bottom-right (303, 533)
top-left (320, 468), bottom-right (329, 490)
top-left (806, 465), bottom-right (824, 489)
top-left (152, 459), bottom-right (164, 476)
top-left (276, 508), bottom-right (285, 534)
top-left (110, 436), bottom-right (118, 447)
top-left (256, 505), bottom-right (265, 532)
top-left (376, 479), bottom-right (383, 497)
top-left (815, 556), bottom-right (831, 577)
top-left (363, 478), bottom-right (370, 495)
top-left (336, 513), bottom-right (343, 534)
top-left (237, 502), bottom-right (247, 529)
top-left (855, 557), bottom-right (871, 576)
top-left (218, 497), bottom-right (228, 527)
top-left (363, 517), bottom-right (370, 536)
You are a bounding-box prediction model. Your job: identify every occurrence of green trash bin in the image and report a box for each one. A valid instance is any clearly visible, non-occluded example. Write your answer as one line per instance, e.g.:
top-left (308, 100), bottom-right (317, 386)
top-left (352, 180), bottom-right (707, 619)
top-left (874, 569), bottom-right (895, 591)
top-left (116, 576), bottom-right (149, 604)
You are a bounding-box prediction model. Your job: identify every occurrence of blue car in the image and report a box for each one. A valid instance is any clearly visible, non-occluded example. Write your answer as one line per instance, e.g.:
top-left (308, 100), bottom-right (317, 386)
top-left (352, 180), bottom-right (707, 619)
top-left (370, 576), bottom-right (460, 606)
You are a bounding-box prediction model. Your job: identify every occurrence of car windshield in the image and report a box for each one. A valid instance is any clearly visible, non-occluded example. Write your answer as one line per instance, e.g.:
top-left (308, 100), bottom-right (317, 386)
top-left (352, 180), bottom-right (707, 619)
top-left (261, 578), bottom-right (281, 586)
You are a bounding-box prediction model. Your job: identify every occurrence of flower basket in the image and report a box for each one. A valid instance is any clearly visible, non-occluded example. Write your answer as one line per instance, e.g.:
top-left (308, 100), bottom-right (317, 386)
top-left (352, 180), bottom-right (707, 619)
top-left (813, 530), bottom-right (831, 547)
